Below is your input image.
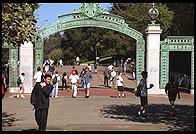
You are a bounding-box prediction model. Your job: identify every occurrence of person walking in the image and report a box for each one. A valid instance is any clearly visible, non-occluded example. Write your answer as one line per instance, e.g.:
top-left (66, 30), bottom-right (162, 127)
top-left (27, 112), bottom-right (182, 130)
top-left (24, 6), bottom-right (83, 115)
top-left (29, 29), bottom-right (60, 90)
top-left (69, 70), bottom-right (80, 98)
top-left (83, 67), bottom-right (92, 98)
top-left (33, 67), bottom-right (43, 85)
top-left (103, 67), bottom-right (109, 87)
top-left (87, 63), bottom-right (92, 72)
top-left (165, 76), bottom-right (180, 116)
top-left (61, 72), bottom-right (68, 91)
top-left (136, 71), bottom-right (154, 118)
top-left (79, 68), bottom-right (86, 88)
top-left (59, 59), bottom-right (63, 67)
top-left (2, 76), bottom-right (5, 99)
top-left (71, 66), bottom-right (78, 75)
top-left (17, 73), bottom-right (25, 98)
top-left (116, 71), bottom-right (125, 97)
top-left (51, 71), bottom-right (60, 97)
top-left (109, 67), bottom-right (116, 88)
top-left (30, 74), bottom-right (53, 131)
top-left (76, 56), bottom-right (80, 66)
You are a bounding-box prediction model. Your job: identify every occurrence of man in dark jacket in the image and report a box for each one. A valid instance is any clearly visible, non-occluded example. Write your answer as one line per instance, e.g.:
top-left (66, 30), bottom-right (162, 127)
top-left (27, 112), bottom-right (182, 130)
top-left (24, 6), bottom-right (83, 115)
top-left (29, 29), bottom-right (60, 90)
top-left (30, 74), bottom-right (53, 131)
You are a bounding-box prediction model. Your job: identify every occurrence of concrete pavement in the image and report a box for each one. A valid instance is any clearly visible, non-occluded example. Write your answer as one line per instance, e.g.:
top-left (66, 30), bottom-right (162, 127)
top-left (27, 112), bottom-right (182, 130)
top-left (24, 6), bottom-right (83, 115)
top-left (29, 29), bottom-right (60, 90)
top-left (2, 93), bottom-right (194, 131)
top-left (2, 65), bottom-right (194, 131)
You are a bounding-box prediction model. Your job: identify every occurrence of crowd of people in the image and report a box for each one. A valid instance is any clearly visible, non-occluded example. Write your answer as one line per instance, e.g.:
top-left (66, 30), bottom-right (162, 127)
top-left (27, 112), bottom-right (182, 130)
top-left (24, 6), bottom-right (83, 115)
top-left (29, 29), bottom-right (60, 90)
top-left (1, 60), bottom-right (185, 131)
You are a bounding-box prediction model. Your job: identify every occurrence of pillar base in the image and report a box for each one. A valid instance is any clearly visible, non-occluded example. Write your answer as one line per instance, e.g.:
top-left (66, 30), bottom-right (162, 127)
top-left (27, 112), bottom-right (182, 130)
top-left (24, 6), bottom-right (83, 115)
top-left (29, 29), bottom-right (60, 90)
top-left (148, 89), bottom-right (166, 94)
top-left (190, 89), bottom-right (194, 94)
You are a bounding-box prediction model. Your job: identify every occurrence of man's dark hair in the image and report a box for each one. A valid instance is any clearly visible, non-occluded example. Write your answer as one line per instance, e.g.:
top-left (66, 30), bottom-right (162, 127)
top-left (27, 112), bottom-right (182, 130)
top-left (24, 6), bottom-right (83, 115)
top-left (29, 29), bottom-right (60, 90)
top-left (141, 71), bottom-right (148, 76)
top-left (37, 67), bottom-right (41, 71)
top-left (21, 73), bottom-right (25, 76)
top-left (44, 74), bottom-right (52, 79)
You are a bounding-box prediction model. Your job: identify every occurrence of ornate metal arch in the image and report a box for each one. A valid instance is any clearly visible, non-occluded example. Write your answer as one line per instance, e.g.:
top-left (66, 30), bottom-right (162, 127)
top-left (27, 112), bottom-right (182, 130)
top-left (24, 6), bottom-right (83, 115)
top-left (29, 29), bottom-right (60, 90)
top-left (35, 3), bottom-right (145, 84)
top-left (160, 36), bottom-right (194, 91)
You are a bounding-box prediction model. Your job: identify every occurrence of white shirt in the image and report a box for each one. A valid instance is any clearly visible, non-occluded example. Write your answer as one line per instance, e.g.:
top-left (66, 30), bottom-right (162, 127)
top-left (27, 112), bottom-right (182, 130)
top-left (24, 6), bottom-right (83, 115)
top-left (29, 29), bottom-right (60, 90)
top-left (34, 71), bottom-right (42, 82)
top-left (69, 74), bottom-right (79, 84)
top-left (116, 75), bottom-right (123, 86)
top-left (20, 75), bottom-right (25, 84)
top-left (52, 74), bottom-right (61, 84)
top-left (76, 57), bottom-right (80, 61)
top-left (108, 65), bottom-right (113, 71)
top-left (110, 70), bottom-right (116, 78)
top-left (60, 59), bottom-right (63, 64)
top-left (87, 65), bottom-right (92, 71)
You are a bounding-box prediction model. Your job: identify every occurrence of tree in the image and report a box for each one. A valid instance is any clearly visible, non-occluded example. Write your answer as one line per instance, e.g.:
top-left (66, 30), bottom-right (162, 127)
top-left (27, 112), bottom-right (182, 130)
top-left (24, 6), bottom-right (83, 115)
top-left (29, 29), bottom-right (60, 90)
top-left (109, 3), bottom-right (174, 39)
top-left (2, 3), bottom-right (39, 47)
top-left (166, 3), bottom-right (194, 36)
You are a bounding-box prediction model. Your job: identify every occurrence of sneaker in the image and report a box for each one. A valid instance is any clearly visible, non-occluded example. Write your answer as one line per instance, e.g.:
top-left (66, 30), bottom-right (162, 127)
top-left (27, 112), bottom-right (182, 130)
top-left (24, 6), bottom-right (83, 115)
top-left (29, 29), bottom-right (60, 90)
top-left (16, 95), bottom-right (19, 98)
top-left (136, 111), bottom-right (141, 117)
top-left (118, 94), bottom-right (121, 98)
top-left (85, 96), bottom-right (89, 98)
top-left (20, 94), bottom-right (25, 98)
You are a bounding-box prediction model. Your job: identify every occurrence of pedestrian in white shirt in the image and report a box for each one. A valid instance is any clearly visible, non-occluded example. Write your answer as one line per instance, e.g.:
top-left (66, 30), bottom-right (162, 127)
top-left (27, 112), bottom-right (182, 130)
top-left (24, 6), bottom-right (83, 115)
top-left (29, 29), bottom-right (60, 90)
top-left (33, 67), bottom-right (43, 84)
top-left (52, 71), bottom-right (61, 97)
top-left (17, 73), bottom-right (25, 98)
top-left (69, 70), bottom-right (80, 98)
top-left (116, 72), bottom-right (125, 97)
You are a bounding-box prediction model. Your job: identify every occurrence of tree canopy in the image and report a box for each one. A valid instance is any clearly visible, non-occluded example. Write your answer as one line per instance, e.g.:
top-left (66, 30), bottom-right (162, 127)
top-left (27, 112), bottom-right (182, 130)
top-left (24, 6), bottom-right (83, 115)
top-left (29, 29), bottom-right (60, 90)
top-left (2, 3), bottom-right (39, 47)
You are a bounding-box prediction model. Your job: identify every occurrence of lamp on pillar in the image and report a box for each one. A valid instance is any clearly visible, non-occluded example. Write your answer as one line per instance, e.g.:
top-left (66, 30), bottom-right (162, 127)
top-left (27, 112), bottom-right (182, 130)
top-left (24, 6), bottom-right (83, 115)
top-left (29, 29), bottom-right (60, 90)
top-left (145, 3), bottom-right (163, 94)
top-left (148, 3), bottom-right (159, 25)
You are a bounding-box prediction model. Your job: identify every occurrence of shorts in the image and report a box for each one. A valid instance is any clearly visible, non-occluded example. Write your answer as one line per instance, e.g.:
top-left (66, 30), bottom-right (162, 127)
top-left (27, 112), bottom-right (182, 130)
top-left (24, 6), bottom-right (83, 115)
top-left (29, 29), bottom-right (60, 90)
top-left (84, 83), bottom-right (90, 89)
top-left (140, 96), bottom-right (148, 106)
top-left (117, 86), bottom-right (124, 92)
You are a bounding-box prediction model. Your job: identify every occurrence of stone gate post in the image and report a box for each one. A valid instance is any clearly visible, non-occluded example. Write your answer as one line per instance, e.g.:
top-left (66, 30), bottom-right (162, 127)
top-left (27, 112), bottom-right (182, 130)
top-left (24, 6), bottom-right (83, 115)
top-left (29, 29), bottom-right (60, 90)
top-left (19, 41), bottom-right (34, 93)
top-left (145, 25), bottom-right (162, 94)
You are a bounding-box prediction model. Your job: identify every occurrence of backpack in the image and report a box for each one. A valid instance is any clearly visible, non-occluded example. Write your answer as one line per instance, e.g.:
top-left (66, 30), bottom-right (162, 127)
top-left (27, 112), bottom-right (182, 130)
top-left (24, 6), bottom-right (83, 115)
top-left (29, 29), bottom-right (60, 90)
top-left (53, 75), bottom-right (58, 84)
top-left (135, 84), bottom-right (142, 97)
top-left (30, 83), bottom-right (38, 107)
top-left (17, 77), bottom-right (22, 86)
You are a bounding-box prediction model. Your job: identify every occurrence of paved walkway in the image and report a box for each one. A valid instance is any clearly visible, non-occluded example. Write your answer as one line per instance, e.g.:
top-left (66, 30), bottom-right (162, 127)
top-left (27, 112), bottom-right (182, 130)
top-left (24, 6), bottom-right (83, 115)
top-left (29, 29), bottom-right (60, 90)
top-left (2, 66), bottom-right (194, 131)
top-left (2, 93), bottom-right (194, 131)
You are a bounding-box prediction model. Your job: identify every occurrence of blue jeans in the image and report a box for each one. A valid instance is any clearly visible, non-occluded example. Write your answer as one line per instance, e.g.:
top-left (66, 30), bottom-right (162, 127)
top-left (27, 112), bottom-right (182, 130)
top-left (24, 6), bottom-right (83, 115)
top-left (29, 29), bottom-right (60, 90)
top-left (52, 84), bottom-right (58, 97)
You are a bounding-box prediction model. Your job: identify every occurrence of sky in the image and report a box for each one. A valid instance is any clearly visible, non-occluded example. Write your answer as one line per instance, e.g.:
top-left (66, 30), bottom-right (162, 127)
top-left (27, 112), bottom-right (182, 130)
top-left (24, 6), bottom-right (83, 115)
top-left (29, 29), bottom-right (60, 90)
top-left (35, 3), bottom-right (112, 29)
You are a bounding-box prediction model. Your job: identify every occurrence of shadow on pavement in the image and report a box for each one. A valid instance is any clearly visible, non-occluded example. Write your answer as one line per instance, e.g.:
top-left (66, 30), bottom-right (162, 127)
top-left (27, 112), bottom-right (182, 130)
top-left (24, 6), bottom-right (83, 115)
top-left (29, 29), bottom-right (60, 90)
top-left (22, 129), bottom-right (38, 131)
top-left (124, 87), bottom-right (135, 93)
top-left (100, 104), bottom-right (194, 131)
top-left (2, 112), bottom-right (20, 127)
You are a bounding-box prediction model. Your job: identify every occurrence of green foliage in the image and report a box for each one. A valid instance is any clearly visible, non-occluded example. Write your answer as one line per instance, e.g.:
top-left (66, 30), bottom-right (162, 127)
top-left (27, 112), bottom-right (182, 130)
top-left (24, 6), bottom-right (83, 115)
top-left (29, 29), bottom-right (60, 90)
top-left (2, 3), bottom-right (39, 47)
top-left (166, 3), bottom-right (194, 36)
top-left (110, 3), bottom-right (174, 40)
top-left (48, 48), bottom-right (63, 62)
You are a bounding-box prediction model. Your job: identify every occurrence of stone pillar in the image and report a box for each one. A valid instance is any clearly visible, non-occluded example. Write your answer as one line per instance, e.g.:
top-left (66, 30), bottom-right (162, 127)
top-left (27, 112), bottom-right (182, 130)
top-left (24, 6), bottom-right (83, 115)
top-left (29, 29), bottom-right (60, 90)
top-left (20, 41), bottom-right (34, 93)
top-left (145, 25), bottom-right (162, 94)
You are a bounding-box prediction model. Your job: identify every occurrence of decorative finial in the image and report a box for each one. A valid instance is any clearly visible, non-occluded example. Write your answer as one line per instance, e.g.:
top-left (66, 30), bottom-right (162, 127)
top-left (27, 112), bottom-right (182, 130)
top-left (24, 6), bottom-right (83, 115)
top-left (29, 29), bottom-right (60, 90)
top-left (148, 3), bottom-right (159, 25)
